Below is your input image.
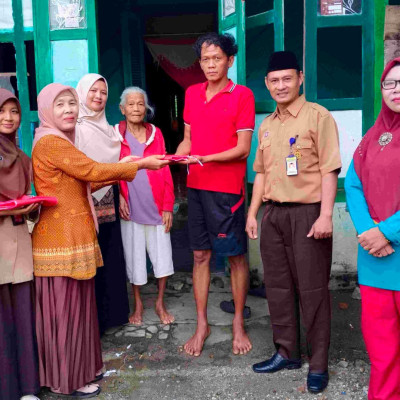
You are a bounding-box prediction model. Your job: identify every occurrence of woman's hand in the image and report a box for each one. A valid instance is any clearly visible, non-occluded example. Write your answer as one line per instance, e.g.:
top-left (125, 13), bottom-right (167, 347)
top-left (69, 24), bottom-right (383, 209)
top-left (0, 203), bottom-right (40, 217)
top-left (371, 243), bottom-right (395, 258)
top-left (358, 227), bottom-right (389, 255)
top-left (119, 194), bottom-right (130, 221)
top-left (137, 155), bottom-right (170, 170)
top-left (119, 155), bottom-right (139, 163)
top-left (162, 211), bottom-right (173, 233)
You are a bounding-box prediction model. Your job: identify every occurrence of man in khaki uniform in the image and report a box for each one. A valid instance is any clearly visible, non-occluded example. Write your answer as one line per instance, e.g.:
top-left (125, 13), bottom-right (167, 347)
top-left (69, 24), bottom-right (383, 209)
top-left (246, 51), bottom-right (341, 394)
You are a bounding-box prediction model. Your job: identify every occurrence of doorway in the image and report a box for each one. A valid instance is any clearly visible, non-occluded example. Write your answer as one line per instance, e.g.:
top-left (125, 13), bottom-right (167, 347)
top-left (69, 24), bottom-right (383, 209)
top-left (97, 0), bottom-right (225, 271)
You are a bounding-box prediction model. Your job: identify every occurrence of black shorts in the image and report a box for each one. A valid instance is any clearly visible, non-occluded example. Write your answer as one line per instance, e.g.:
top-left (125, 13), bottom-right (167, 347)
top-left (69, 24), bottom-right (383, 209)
top-left (187, 188), bottom-right (247, 257)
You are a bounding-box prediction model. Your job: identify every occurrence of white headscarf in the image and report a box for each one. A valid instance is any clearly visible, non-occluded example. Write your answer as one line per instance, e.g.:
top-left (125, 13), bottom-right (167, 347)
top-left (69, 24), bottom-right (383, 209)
top-left (75, 73), bottom-right (122, 202)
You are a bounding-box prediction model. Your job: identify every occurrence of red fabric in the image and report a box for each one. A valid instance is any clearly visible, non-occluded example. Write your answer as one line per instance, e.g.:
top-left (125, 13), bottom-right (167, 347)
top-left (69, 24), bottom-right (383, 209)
top-left (0, 195), bottom-right (58, 211)
top-left (156, 57), bottom-right (204, 90)
top-left (183, 80), bottom-right (255, 195)
top-left (144, 37), bottom-right (204, 89)
top-left (119, 121), bottom-right (175, 215)
top-left (360, 284), bottom-right (400, 400)
top-left (353, 57), bottom-right (400, 222)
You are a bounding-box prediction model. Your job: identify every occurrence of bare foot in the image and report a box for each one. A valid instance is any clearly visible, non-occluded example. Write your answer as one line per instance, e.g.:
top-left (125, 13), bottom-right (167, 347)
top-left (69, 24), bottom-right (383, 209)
top-left (184, 323), bottom-right (211, 357)
top-left (232, 316), bottom-right (252, 355)
top-left (155, 300), bottom-right (175, 324)
top-left (129, 303), bottom-right (143, 325)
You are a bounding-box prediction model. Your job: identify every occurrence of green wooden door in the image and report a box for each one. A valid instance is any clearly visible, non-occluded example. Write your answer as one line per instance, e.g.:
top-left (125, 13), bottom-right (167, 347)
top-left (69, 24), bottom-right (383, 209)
top-left (0, 0), bottom-right (36, 155)
top-left (33, 0), bottom-right (98, 92)
top-left (218, 0), bottom-right (246, 84)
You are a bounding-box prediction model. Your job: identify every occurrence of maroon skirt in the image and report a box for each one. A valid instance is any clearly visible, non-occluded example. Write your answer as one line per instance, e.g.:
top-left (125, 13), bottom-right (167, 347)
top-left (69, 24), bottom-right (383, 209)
top-left (35, 277), bottom-right (103, 393)
top-left (0, 281), bottom-right (40, 399)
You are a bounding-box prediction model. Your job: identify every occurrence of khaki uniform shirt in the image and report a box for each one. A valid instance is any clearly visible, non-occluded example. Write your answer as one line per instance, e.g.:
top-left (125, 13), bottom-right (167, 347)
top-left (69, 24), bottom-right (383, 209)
top-left (253, 95), bottom-right (341, 203)
top-left (0, 216), bottom-right (34, 285)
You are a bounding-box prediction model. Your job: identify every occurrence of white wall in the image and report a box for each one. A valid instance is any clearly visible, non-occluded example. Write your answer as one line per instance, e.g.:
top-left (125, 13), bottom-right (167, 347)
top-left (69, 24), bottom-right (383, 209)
top-left (331, 110), bottom-right (362, 178)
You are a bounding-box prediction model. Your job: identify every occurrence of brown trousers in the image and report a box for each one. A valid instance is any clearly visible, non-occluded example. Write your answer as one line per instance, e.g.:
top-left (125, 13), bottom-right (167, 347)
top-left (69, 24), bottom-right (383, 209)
top-left (260, 202), bottom-right (332, 372)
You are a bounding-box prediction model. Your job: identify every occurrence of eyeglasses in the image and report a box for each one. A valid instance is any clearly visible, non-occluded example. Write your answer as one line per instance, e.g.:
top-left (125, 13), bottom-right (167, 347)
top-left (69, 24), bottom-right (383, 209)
top-left (382, 80), bottom-right (400, 90)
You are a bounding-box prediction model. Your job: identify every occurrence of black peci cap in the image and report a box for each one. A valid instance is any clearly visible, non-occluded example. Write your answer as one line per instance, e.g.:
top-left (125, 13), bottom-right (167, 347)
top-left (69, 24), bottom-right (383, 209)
top-left (266, 51), bottom-right (300, 75)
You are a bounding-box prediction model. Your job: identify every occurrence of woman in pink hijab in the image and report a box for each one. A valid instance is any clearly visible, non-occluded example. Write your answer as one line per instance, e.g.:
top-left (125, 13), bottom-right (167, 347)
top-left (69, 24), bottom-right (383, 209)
top-left (31, 83), bottom-right (169, 397)
top-left (0, 88), bottom-right (40, 400)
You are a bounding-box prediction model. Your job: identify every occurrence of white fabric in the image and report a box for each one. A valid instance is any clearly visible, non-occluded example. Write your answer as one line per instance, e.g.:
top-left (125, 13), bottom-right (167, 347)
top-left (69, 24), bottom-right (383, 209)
top-left (75, 73), bottom-right (123, 202)
top-left (121, 220), bottom-right (174, 285)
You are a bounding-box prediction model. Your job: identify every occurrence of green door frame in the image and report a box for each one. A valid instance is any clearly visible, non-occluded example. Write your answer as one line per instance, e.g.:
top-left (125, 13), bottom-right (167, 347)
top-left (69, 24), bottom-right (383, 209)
top-left (218, 0), bottom-right (246, 85)
top-left (33, 0), bottom-right (99, 93)
top-left (304, 0), bottom-right (375, 197)
top-left (374, 0), bottom-right (388, 119)
top-left (0, 0), bottom-right (99, 156)
top-left (246, 0), bottom-right (284, 113)
top-left (0, 0), bottom-right (33, 155)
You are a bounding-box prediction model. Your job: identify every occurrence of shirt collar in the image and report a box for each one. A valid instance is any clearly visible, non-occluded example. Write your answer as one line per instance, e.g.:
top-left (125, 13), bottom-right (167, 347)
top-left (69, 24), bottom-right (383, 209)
top-left (272, 94), bottom-right (306, 119)
top-left (200, 79), bottom-right (236, 98)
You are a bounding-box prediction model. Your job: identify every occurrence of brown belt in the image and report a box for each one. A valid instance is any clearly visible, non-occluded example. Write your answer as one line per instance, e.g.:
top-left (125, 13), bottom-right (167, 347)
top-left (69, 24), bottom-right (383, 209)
top-left (266, 200), bottom-right (321, 207)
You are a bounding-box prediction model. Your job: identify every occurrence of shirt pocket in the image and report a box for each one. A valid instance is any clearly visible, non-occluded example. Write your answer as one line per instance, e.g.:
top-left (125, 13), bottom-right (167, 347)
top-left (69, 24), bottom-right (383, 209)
top-left (260, 138), bottom-right (271, 151)
top-left (294, 138), bottom-right (313, 159)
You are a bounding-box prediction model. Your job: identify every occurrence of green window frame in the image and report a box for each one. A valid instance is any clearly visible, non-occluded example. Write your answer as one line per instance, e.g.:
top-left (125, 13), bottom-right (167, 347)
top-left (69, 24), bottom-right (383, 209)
top-left (218, 0), bottom-right (246, 85)
top-left (33, 0), bottom-right (99, 93)
top-left (0, 0), bottom-right (98, 156)
top-left (0, 0), bottom-right (34, 155)
top-left (246, 0), bottom-right (284, 113)
top-left (304, 0), bottom-right (375, 200)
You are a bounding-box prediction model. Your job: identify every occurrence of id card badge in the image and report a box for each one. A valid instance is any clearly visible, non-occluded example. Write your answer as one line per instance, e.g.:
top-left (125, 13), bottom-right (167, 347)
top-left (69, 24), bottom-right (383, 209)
top-left (286, 155), bottom-right (298, 176)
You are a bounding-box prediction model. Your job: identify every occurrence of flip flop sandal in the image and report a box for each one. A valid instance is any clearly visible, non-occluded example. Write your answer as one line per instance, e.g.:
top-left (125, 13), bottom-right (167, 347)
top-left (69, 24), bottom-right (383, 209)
top-left (50, 385), bottom-right (101, 398)
top-left (91, 373), bottom-right (103, 383)
top-left (220, 299), bottom-right (251, 319)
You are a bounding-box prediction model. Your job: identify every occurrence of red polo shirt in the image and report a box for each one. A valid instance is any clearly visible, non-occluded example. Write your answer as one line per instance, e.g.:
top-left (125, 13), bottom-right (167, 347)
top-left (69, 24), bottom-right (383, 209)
top-left (183, 80), bottom-right (255, 194)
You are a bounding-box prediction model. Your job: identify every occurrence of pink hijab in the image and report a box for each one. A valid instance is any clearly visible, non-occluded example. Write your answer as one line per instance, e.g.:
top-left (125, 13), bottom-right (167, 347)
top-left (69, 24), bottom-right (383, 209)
top-left (0, 89), bottom-right (31, 202)
top-left (33, 83), bottom-right (99, 231)
top-left (353, 57), bottom-right (400, 222)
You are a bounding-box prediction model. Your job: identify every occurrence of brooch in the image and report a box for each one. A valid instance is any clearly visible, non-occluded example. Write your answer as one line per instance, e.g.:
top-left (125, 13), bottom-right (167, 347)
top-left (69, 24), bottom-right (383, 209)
top-left (378, 132), bottom-right (392, 150)
top-left (294, 150), bottom-right (302, 160)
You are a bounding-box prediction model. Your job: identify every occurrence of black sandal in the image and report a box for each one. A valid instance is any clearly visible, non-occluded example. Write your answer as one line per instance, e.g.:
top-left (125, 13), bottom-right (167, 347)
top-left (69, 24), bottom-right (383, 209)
top-left (220, 299), bottom-right (251, 319)
top-left (50, 385), bottom-right (101, 398)
top-left (91, 373), bottom-right (103, 383)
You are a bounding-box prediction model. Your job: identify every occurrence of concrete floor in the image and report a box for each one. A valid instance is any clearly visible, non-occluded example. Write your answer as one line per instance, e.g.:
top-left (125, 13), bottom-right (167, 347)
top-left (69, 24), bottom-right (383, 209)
top-left (40, 274), bottom-right (369, 400)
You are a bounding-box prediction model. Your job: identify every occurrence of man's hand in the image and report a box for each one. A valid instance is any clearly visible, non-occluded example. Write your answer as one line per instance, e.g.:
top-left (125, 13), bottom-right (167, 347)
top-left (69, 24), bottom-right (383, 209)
top-left (358, 227), bottom-right (389, 255)
top-left (119, 194), bottom-right (130, 221)
top-left (162, 211), bottom-right (173, 233)
top-left (245, 215), bottom-right (258, 239)
top-left (175, 155), bottom-right (203, 165)
top-left (307, 215), bottom-right (333, 239)
top-left (371, 243), bottom-right (395, 258)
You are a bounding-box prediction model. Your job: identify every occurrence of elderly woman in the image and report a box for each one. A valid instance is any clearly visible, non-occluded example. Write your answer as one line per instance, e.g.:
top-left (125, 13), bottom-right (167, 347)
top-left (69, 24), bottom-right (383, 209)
top-left (118, 87), bottom-right (175, 325)
top-left (32, 83), bottom-right (169, 397)
top-left (345, 57), bottom-right (400, 400)
top-left (0, 89), bottom-right (40, 400)
top-left (75, 73), bottom-right (129, 335)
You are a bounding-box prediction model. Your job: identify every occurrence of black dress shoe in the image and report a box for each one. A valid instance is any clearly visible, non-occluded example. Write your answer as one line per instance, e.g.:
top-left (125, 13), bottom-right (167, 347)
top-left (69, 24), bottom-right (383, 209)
top-left (307, 371), bottom-right (329, 393)
top-left (252, 352), bottom-right (301, 373)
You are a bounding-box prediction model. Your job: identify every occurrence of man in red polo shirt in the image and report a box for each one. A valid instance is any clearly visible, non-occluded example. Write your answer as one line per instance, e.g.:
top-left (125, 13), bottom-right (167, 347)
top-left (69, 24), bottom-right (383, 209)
top-left (176, 32), bottom-right (255, 356)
